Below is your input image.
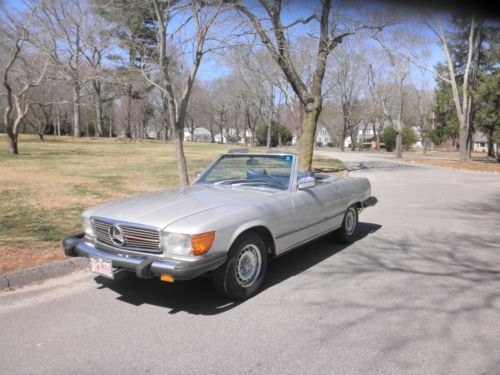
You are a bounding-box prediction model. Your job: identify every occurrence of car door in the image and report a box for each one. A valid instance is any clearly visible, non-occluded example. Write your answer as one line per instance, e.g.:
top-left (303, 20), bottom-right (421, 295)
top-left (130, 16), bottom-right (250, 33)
top-left (274, 177), bottom-right (343, 254)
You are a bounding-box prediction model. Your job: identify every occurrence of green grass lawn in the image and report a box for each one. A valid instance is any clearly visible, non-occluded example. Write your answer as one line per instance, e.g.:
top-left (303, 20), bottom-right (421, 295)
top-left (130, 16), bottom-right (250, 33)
top-left (0, 134), bottom-right (344, 273)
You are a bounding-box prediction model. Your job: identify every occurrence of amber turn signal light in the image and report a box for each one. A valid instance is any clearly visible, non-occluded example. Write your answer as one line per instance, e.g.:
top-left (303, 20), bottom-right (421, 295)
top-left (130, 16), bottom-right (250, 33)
top-left (160, 274), bottom-right (174, 283)
top-left (191, 231), bottom-right (215, 256)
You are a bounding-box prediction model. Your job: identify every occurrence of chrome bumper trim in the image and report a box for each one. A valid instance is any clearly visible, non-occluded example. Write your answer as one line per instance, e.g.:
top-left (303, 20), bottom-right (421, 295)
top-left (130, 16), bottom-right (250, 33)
top-left (63, 236), bottom-right (226, 280)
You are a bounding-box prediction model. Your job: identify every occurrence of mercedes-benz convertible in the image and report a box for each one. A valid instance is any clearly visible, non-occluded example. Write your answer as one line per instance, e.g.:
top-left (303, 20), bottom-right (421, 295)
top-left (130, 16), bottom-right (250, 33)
top-left (63, 151), bottom-right (377, 299)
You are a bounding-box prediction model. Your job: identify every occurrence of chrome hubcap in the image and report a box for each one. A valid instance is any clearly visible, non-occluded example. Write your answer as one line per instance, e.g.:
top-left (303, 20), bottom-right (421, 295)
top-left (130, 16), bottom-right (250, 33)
top-left (235, 244), bottom-right (262, 288)
top-left (345, 208), bottom-right (356, 235)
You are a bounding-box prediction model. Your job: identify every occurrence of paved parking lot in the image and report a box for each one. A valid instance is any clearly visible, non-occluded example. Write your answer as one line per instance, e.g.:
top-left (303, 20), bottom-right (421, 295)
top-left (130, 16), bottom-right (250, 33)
top-left (1, 152), bottom-right (499, 374)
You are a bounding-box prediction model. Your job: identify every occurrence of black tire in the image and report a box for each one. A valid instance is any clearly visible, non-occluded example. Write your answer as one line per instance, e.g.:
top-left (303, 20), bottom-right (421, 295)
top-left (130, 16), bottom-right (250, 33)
top-left (212, 232), bottom-right (268, 300)
top-left (336, 205), bottom-right (359, 244)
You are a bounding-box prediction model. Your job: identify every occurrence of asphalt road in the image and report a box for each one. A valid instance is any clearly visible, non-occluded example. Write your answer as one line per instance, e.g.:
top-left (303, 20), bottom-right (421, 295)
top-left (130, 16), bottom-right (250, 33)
top-left (1, 152), bottom-right (499, 375)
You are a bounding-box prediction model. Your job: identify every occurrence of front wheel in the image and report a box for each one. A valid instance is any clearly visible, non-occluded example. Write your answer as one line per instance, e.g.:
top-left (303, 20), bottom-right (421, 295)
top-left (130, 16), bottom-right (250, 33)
top-left (336, 205), bottom-right (359, 243)
top-left (212, 232), bottom-right (267, 300)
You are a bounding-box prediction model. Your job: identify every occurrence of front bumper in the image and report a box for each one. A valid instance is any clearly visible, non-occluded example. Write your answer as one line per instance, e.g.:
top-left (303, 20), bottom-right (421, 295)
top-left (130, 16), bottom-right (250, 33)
top-left (362, 196), bottom-right (378, 208)
top-left (63, 234), bottom-right (226, 280)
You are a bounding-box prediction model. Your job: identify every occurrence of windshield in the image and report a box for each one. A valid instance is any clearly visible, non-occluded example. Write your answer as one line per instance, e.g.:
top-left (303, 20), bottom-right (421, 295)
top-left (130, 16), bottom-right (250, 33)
top-left (196, 154), bottom-right (293, 190)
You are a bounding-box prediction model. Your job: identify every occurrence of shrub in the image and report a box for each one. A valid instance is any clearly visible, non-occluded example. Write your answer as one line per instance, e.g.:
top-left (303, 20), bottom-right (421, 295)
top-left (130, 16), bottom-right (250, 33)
top-left (255, 122), bottom-right (292, 147)
top-left (381, 127), bottom-right (397, 152)
top-left (403, 126), bottom-right (417, 150)
top-left (381, 126), bottom-right (417, 152)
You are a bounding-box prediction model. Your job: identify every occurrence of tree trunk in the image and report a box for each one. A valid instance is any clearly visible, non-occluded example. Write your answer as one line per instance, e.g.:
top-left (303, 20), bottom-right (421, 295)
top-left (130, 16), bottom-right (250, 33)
top-left (298, 104), bottom-right (320, 172)
top-left (266, 121), bottom-right (272, 148)
top-left (95, 91), bottom-right (104, 137)
top-left (395, 130), bottom-right (402, 158)
top-left (487, 130), bottom-right (495, 158)
top-left (458, 124), bottom-right (468, 162)
top-left (73, 82), bottom-right (81, 137)
top-left (126, 86), bottom-right (132, 138)
top-left (109, 106), bottom-right (114, 138)
top-left (7, 130), bottom-right (18, 155)
top-left (56, 105), bottom-right (61, 136)
top-left (350, 128), bottom-right (356, 151)
top-left (244, 106), bottom-right (250, 146)
top-left (423, 138), bottom-right (428, 156)
top-left (173, 126), bottom-right (189, 186)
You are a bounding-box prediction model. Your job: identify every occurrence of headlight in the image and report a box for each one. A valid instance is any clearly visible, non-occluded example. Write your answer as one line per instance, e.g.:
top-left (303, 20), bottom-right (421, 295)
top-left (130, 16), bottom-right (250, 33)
top-left (82, 217), bottom-right (95, 239)
top-left (161, 233), bottom-right (192, 256)
top-left (161, 231), bottom-right (215, 256)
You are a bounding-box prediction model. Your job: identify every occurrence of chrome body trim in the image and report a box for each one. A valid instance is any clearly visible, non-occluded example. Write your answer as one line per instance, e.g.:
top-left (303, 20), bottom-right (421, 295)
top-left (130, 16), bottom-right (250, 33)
top-left (69, 240), bottom-right (226, 280)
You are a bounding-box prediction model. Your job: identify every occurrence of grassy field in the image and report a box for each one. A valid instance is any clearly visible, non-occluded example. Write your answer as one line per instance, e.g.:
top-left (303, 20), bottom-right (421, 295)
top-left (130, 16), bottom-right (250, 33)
top-left (0, 135), bottom-right (344, 273)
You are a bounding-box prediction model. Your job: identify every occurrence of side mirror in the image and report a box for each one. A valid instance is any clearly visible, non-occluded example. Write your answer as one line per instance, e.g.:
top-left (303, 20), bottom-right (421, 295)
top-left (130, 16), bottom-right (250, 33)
top-left (195, 171), bottom-right (201, 178)
top-left (298, 176), bottom-right (316, 190)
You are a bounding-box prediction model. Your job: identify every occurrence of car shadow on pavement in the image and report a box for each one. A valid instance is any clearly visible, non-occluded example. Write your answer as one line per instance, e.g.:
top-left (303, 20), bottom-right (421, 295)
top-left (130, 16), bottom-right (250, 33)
top-left (94, 222), bottom-right (382, 315)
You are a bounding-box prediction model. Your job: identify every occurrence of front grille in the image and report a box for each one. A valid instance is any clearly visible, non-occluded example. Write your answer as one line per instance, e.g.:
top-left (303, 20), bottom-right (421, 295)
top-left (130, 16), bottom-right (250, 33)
top-left (92, 218), bottom-right (161, 253)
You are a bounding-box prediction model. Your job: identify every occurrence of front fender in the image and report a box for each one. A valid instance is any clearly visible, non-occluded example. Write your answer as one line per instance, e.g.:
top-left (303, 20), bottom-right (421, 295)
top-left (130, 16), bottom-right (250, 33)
top-left (228, 220), bottom-right (276, 251)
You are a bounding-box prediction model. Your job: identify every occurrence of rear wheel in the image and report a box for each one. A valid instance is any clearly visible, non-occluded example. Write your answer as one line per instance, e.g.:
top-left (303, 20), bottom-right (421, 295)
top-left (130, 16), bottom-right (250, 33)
top-left (336, 205), bottom-right (359, 243)
top-left (212, 232), bottom-right (267, 300)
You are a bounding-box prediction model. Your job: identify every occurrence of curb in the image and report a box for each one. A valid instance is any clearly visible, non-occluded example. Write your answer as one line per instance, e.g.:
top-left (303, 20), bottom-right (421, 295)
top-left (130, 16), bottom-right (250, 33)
top-left (0, 258), bottom-right (88, 291)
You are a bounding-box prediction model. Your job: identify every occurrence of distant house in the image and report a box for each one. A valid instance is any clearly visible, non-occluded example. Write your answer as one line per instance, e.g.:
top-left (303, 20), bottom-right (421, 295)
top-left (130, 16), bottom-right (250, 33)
top-left (214, 128), bottom-right (254, 144)
top-left (353, 122), bottom-right (384, 148)
top-left (344, 121), bottom-right (384, 149)
top-left (345, 120), bottom-right (422, 149)
top-left (184, 127), bottom-right (212, 142)
top-left (473, 132), bottom-right (498, 153)
top-left (290, 127), bottom-right (330, 147)
top-left (238, 129), bottom-right (254, 145)
top-left (214, 132), bottom-right (227, 144)
top-left (315, 126), bottom-right (331, 146)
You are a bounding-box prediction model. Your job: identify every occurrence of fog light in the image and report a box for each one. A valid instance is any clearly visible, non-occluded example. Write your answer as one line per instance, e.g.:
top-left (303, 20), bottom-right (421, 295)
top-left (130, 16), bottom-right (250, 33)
top-left (160, 274), bottom-right (174, 283)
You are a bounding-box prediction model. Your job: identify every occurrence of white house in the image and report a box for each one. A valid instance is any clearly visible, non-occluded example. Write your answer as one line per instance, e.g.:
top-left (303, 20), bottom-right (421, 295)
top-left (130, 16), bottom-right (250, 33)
top-left (184, 127), bottom-right (212, 142)
top-left (214, 132), bottom-right (227, 144)
top-left (291, 126), bottom-right (331, 147)
top-left (473, 132), bottom-right (498, 153)
top-left (238, 129), bottom-right (254, 145)
top-left (214, 128), bottom-right (254, 144)
top-left (315, 126), bottom-right (332, 146)
top-left (346, 120), bottom-right (422, 149)
top-left (473, 133), bottom-right (488, 152)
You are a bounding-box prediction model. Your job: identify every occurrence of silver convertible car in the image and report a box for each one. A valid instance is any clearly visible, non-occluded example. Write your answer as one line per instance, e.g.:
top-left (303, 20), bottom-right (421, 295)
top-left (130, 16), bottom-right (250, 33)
top-left (63, 151), bottom-right (377, 299)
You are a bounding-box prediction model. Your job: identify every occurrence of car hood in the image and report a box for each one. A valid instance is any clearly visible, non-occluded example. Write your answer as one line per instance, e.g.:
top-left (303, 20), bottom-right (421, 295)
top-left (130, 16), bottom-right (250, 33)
top-left (83, 184), bottom-right (275, 230)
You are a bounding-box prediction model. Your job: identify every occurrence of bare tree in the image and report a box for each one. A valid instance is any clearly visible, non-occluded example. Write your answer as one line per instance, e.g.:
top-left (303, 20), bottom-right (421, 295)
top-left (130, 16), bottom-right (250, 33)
top-left (410, 68), bottom-right (434, 155)
top-left (82, 13), bottom-right (112, 137)
top-left (1, 6), bottom-right (48, 154)
top-left (135, 0), bottom-right (223, 185)
top-left (373, 36), bottom-right (410, 158)
top-left (234, 0), bottom-right (388, 171)
top-left (33, 0), bottom-right (96, 137)
top-left (426, 17), bottom-right (483, 162)
top-left (328, 40), bottom-right (364, 152)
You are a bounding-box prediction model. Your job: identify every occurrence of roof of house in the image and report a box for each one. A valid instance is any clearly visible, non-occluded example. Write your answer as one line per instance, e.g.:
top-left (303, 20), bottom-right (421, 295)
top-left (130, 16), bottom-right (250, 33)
top-left (473, 133), bottom-right (488, 142)
top-left (315, 125), bottom-right (331, 136)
